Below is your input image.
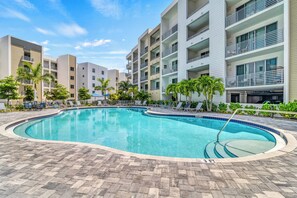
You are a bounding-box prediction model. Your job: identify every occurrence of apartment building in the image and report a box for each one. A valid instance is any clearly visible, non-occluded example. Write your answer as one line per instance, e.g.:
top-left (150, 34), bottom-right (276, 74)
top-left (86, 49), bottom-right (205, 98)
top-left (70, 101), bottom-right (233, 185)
top-left (77, 62), bottom-right (108, 96)
top-left (0, 35), bottom-right (43, 100)
top-left (127, 0), bottom-right (296, 104)
top-left (43, 56), bottom-right (58, 96)
top-left (107, 69), bottom-right (128, 93)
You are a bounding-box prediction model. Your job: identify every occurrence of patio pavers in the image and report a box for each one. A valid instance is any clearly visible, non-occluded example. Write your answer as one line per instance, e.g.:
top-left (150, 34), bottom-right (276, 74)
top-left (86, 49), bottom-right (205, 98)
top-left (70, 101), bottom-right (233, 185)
top-left (0, 108), bottom-right (296, 197)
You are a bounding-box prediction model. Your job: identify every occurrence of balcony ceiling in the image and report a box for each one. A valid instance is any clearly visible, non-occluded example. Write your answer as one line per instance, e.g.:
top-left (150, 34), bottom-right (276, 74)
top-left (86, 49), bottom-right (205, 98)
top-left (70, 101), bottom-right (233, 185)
top-left (188, 13), bottom-right (209, 30)
top-left (188, 39), bottom-right (209, 51)
top-left (187, 65), bottom-right (209, 72)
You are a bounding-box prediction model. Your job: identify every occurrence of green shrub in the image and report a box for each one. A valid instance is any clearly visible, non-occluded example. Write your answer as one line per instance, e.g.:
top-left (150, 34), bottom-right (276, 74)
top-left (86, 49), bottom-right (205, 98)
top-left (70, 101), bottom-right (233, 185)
top-left (229, 103), bottom-right (242, 113)
top-left (260, 102), bottom-right (276, 117)
top-left (245, 105), bottom-right (257, 115)
top-left (14, 104), bottom-right (25, 111)
top-left (218, 103), bottom-right (228, 113)
top-left (190, 102), bottom-right (198, 108)
top-left (202, 100), bottom-right (217, 112)
top-left (279, 102), bottom-right (297, 119)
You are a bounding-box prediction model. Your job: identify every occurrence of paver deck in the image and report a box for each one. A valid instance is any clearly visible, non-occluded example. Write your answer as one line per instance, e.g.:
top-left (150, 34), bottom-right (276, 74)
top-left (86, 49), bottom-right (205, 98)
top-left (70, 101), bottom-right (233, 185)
top-left (0, 108), bottom-right (297, 198)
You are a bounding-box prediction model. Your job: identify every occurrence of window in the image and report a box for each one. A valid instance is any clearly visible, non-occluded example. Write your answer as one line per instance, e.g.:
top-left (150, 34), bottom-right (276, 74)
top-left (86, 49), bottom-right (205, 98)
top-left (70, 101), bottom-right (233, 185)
top-left (71, 94), bottom-right (74, 98)
top-left (82, 83), bottom-right (84, 86)
top-left (92, 76), bottom-right (95, 80)
top-left (92, 91), bottom-right (95, 94)
top-left (101, 71), bottom-right (104, 75)
top-left (92, 68), bottom-right (95, 73)
top-left (156, 81), bottom-right (160, 89)
top-left (70, 85), bottom-right (75, 89)
top-left (266, 58), bottom-right (277, 71)
top-left (172, 78), bottom-right (178, 84)
top-left (82, 67), bottom-right (84, 70)
top-left (70, 76), bottom-right (74, 80)
top-left (201, 73), bottom-right (209, 76)
top-left (92, 83), bottom-right (95, 88)
top-left (201, 51), bottom-right (209, 58)
top-left (102, 77), bottom-right (104, 80)
top-left (82, 75), bottom-right (85, 78)
top-left (70, 67), bottom-right (75, 71)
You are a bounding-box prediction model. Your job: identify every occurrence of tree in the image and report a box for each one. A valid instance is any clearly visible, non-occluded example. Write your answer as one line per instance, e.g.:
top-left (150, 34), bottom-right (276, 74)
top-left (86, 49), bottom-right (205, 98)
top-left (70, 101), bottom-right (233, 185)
top-left (17, 62), bottom-right (55, 101)
top-left (78, 87), bottom-right (91, 101)
top-left (118, 81), bottom-right (132, 92)
top-left (165, 83), bottom-right (179, 101)
top-left (44, 84), bottom-right (69, 101)
top-left (24, 86), bottom-right (34, 101)
top-left (0, 76), bottom-right (20, 104)
top-left (135, 90), bottom-right (151, 103)
top-left (195, 76), bottom-right (225, 112)
top-left (128, 85), bottom-right (138, 100)
top-left (95, 79), bottom-right (114, 101)
top-left (177, 79), bottom-right (196, 102)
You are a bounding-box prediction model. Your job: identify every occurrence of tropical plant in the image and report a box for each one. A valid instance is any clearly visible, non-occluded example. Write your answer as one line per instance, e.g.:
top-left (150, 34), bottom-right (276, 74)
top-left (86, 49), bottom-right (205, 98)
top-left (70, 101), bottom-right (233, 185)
top-left (279, 102), bottom-right (297, 119)
top-left (245, 105), bottom-right (257, 115)
top-left (44, 84), bottom-right (69, 101)
top-left (24, 86), bottom-right (34, 101)
top-left (78, 87), bottom-right (91, 101)
top-left (17, 62), bottom-right (55, 100)
top-left (128, 85), bottom-right (138, 100)
top-left (178, 79), bottom-right (196, 102)
top-left (195, 76), bottom-right (224, 112)
top-left (135, 90), bottom-right (151, 103)
top-left (0, 76), bottom-right (20, 104)
top-left (95, 79), bottom-right (114, 101)
top-left (218, 102), bottom-right (228, 113)
top-left (229, 103), bottom-right (242, 113)
top-left (118, 81), bottom-right (132, 92)
top-left (260, 102), bottom-right (276, 117)
top-left (165, 83), bottom-right (179, 101)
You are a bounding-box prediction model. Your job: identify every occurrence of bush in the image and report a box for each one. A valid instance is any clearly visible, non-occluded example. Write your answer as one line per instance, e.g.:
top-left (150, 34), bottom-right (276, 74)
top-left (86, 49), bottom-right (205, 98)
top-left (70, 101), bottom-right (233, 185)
top-left (202, 100), bottom-right (217, 112)
top-left (279, 102), bottom-right (297, 119)
top-left (229, 103), bottom-right (242, 113)
top-left (245, 105), bottom-right (257, 115)
top-left (260, 102), bottom-right (276, 117)
top-left (218, 103), bottom-right (228, 113)
top-left (14, 104), bottom-right (25, 111)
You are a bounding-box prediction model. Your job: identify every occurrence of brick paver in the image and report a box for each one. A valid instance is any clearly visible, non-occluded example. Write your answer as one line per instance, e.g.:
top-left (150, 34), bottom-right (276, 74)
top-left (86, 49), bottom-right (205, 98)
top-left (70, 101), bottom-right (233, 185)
top-left (0, 108), bottom-right (297, 197)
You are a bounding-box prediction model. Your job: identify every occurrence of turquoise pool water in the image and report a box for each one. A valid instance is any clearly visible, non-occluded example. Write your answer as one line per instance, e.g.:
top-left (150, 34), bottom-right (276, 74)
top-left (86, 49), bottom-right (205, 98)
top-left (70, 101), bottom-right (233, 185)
top-left (14, 108), bottom-right (276, 158)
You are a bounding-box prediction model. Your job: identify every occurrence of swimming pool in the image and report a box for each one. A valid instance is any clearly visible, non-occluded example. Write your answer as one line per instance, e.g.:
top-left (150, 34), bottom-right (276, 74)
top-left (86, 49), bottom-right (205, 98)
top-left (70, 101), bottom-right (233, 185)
top-left (14, 108), bottom-right (278, 159)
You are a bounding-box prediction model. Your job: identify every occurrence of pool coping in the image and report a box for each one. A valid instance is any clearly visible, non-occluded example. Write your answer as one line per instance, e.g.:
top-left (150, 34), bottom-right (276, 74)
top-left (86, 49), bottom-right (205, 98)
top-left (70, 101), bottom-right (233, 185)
top-left (0, 106), bottom-right (296, 163)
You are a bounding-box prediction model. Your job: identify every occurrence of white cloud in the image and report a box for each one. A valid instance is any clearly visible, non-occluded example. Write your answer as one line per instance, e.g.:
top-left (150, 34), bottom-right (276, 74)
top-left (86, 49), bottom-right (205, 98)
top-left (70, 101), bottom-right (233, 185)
top-left (44, 47), bottom-right (50, 52)
top-left (108, 50), bottom-right (129, 55)
top-left (90, 0), bottom-right (121, 18)
top-left (74, 46), bottom-right (82, 50)
top-left (41, 40), bottom-right (49, 45)
top-left (14, 0), bottom-right (36, 9)
top-left (75, 39), bottom-right (111, 50)
top-left (2, 8), bottom-right (30, 22)
top-left (36, 27), bottom-right (56, 36)
top-left (56, 23), bottom-right (88, 37)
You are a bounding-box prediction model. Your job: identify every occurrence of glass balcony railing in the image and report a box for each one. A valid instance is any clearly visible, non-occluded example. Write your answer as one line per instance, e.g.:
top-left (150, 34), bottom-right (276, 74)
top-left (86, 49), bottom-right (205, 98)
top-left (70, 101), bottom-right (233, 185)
top-left (226, 29), bottom-right (283, 57)
top-left (140, 75), bottom-right (148, 81)
top-left (162, 45), bottom-right (178, 58)
top-left (22, 56), bottom-right (34, 62)
top-left (187, 54), bottom-right (209, 63)
top-left (187, 27), bottom-right (209, 41)
top-left (133, 56), bottom-right (138, 62)
top-left (226, 68), bottom-right (284, 88)
top-left (162, 24), bottom-right (178, 40)
top-left (140, 62), bottom-right (148, 69)
top-left (162, 65), bottom-right (178, 75)
top-left (151, 69), bottom-right (160, 76)
top-left (140, 48), bottom-right (148, 56)
top-left (133, 79), bottom-right (138, 84)
top-left (226, 0), bottom-right (283, 27)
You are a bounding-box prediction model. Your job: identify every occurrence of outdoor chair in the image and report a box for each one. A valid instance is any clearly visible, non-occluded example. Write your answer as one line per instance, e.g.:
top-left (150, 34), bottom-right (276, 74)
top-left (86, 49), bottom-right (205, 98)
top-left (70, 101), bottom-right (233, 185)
top-left (97, 101), bottom-right (102, 106)
top-left (76, 101), bottom-right (82, 107)
top-left (135, 100), bottom-right (142, 106)
top-left (172, 102), bottom-right (183, 110)
top-left (142, 100), bottom-right (147, 106)
top-left (0, 103), bottom-right (6, 112)
top-left (184, 102), bottom-right (203, 112)
top-left (68, 101), bottom-right (74, 107)
top-left (24, 102), bottom-right (32, 110)
top-left (181, 102), bottom-right (191, 111)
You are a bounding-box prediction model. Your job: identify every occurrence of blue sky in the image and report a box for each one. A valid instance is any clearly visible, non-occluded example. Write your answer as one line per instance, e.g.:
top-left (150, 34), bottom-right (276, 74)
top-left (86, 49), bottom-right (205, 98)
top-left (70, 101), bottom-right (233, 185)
top-left (0, 0), bottom-right (172, 71)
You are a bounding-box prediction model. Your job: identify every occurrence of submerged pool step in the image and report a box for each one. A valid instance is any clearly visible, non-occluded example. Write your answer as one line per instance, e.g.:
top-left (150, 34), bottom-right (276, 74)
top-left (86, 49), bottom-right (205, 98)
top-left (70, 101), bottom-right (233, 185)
top-left (205, 141), bottom-right (234, 159)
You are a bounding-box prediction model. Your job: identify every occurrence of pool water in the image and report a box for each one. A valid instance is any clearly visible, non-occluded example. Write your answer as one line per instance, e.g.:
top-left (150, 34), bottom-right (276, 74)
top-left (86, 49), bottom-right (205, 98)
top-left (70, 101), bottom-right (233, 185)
top-left (14, 108), bottom-right (276, 158)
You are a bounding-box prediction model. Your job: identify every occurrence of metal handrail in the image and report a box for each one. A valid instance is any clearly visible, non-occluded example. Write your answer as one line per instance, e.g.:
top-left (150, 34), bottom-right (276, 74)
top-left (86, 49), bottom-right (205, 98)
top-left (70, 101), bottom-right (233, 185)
top-left (216, 108), bottom-right (297, 142)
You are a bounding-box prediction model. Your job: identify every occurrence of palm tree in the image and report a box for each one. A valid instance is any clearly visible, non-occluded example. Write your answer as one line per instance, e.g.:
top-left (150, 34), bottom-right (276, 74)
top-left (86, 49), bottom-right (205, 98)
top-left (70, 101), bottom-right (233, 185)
top-left (118, 81), bottom-right (132, 93)
top-left (177, 79), bottom-right (196, 102)
top-left (165, 83), bottom-right (179, 101)
top-left (128, 85), bottom-right (138, 100)
top-left (195, 76), bottom-right (225, 112)
top-left (135, 90), bottom-right (151, 103)
top-left (95, 79), bottom-right (114, 101)
top-left (17, 62), bottom-right (55, 101)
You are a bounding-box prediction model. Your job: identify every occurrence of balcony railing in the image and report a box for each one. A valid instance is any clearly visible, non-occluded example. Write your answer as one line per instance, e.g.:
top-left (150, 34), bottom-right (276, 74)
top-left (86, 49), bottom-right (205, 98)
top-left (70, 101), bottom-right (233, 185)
top-left (187, 27), bottom-right (209, 41)
top-left (151, 54), bottom-right (160, 61)
top-left (187, 53), bottom-right (209, 63)
top-left (140, 48), bottom-right (148, 56)
top-left (22, 56), bottom-right (34, 62)
top-left (51, 64), bottom-right (57, 70)
top-left (133, 56), bottom-right (138, 62)
top-left (162, 65), bottom-right (178, 75)
top-left (150, 86), bottom-right (160, 91)
top-left (162, 24), bottom-right (178, 40)
top-left (133, 66), bottom-right (138, 73)
top-left (44, 63), bottom-right (49, 69)
top-left (162, 45), bottom-right (178, 58)
top-left (140, 62), bottom-right (148, 69)
top-left (151, 69), bottom-right (160, 76)
top-left (133, 79), bottom-right (138, 84)
top-left (140, 75), bottom-right (148, 81)
top-left (226, 68), bottom-right (284, 88)
top-left (126, 62), bottom-right (132, 69)
top-left (187, 1), bottom-right (209, 18)
top-left (226, 0), bottom-right (283, 27)
top-left (151, 37), bottom-right (160, 46)
top-left (226, 29), bottom-right (283, 58)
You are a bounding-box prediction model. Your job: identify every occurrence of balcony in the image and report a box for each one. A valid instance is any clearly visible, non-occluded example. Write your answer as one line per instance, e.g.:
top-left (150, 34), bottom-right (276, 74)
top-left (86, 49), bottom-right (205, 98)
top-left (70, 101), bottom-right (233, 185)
top-left (140, 75), bottom-right (148, 82)
top-left (226, 0), bottom-right (283, 27)
top-left (133, 66), bottom-right (138, 73)
top-left (133, 79), bottom-right (138, 84)
top-left (162, 24), bottom-right (178, 40)
top-left (151, 54), bottom-right (160, 61)
top-left (133, 56), bottom-right (138, 62)
top-left (226, 29), bottom-right (283, 58)
top-left (140, 47), bottom-right (148, 56)
top-left (150, 86), bottom-right (160, 91)
top-left (44, 62), bottom-right (49, 69)
top-left (226, 68), bottom-right (284, 88)
top-left (162, 45), bottom-right (178, 58)
top-left (51, 63), bottom-right (57, 70)
top-left (187, 53), bottom-right (209, 63)
top-left (140, 62), bottom-right (148, 69)
top-left (126, 62), bottom-right (132, 69)
top-left (151, 69), bottom-right (160, 76)
top-left (188, 27), bottom-right (209, 41)
top-left (187, 0), bottom-right (209, 18)
top-left (163, 65), bottom-right (178, 76)
top-left (22, 56), bottom-right (34, 63)
top-left (151, 37), bottom-right (160, 46)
